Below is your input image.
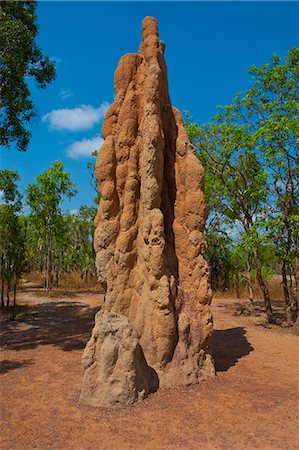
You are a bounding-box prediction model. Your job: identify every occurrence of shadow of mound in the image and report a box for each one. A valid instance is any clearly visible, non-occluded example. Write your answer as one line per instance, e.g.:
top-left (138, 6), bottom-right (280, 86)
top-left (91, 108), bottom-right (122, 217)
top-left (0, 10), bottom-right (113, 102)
top-left (0, 301), bottom-right (99, 353)
top-left (136, 342), bottom-right (160, 394)
top-left (210, 327), bottom-right (254, 372)
top-left (149, 367), bottom-right (159, 393)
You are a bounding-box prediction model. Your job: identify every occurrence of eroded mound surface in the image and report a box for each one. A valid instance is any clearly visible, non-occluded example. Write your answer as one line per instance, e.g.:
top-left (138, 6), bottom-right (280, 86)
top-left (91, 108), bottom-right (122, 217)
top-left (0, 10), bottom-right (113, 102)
top-left (81, 16), bottom-right (214, 407)
top-left (80, 312), bottom-right (158, 407)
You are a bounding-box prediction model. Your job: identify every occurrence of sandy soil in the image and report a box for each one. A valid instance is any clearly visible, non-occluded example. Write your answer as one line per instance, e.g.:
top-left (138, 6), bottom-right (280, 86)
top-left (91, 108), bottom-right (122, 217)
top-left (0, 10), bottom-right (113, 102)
top-left (0, 284), bottom-right (298, 450)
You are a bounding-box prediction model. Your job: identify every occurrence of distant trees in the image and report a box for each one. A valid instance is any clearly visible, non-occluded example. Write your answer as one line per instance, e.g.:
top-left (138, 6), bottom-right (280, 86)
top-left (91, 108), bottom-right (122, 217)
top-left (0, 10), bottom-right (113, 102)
top-left (186, 47), bottom-right (299, 323)
top-left (87, 149), bottom-right (101, 205)
top-left (0, 170), bottom-right (26, 307)
top-left (26, 161), bottom-right (77, 290)
top-left (186, 110), bottom-right (272, 319)
top-left (0, 160), bottom-right (99, 301)
top-left (0, 1), bottom-right (56, 151)
top-left (24, 161), bottom-right (99, 291)
top-left (246, 48), bottom-right (299, 323)
top-left (67, 205), bottom-right (97, 284)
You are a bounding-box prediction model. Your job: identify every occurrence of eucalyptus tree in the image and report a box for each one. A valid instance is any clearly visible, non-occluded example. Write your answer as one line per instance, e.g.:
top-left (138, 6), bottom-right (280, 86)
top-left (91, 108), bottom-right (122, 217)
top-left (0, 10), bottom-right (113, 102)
top-left (245, 47), bottom-right (299, 323)
top-left (194, 116), bottom-right (272, 319)
top-left (185, 47), bottom-right (299, 323)
top-left (26, 161), bottom-right (77, 290)
top-left (86, 150), bottom-right (101, 205)
top-left (185, 114), bottom-right (237, 293)
top-left (0, 169), bottom-right (25, 306)
top-left (68, 205), bottom-right (97, 284)
top-left (0, 1), bottom-right (56, 151)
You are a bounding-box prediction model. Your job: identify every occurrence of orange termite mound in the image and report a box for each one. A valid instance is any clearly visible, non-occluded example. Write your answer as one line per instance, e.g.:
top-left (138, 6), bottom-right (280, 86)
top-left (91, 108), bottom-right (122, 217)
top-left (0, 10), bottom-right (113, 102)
top-left (80, 16), bottom-right (214, 408)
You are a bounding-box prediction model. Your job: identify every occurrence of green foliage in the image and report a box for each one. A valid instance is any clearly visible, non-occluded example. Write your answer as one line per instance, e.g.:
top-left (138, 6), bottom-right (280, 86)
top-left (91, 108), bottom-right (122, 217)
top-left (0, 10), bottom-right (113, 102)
top-left (26, 161), bottom-right (77, 289)
top-left (206, 230), bottom-right (234, 291)
top-left (0, 163), bottom-right (98, 292)
top-left (0, 1), bottom-right (56, 151)
top-left (247, 47), bottom-right (299, 268)
top-left (26, 161), bottom-right (77, 221)
top-left (185, 47), bottom-right (298, 320)
top-left (0, 169), bottom-right (22, 209)
top-left (86, 150), bottom-right (101, 205)
top-left (25, 162), bottom-right (97, 289)
top-left (67, 205), bottom-right (97, 281)
top-left (0, 169), bottom-right (26, 306)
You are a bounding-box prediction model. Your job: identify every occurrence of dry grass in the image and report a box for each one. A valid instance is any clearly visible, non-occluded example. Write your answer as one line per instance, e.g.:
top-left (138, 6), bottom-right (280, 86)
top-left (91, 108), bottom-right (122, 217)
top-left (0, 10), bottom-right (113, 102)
top-left (22, 272), bottom-right (288, 300)
top-left (214, 276), bottom-right (286, 301)
top-left (59, 272), bottom-right (98, 290)
top-left (22, 271), bottom-right (99, 293)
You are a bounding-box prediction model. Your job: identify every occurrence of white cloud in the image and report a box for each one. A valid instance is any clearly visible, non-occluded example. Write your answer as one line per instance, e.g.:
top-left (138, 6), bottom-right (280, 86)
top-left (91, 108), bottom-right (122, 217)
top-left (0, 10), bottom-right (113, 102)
top-left (69, 209), bottom-right (79, 215)
top-left (59, 89), bottom-right (73, 101)
top-left (43, 102), bottom-right (109, 132)
top-left (66, 135), bottom-right (103, 160)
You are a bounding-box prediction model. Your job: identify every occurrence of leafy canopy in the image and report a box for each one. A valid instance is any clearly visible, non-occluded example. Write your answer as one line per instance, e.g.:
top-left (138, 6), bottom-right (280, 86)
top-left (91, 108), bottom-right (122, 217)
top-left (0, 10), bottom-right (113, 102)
top-left (26, 161), bottom-right (77, 223)
top-left (0, 1), bottom-right (56, 151)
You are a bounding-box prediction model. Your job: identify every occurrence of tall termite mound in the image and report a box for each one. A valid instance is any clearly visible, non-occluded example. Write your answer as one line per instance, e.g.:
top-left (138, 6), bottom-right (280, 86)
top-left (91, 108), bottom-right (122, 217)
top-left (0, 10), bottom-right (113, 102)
top-left (80, 16), bottom-right (214, 408)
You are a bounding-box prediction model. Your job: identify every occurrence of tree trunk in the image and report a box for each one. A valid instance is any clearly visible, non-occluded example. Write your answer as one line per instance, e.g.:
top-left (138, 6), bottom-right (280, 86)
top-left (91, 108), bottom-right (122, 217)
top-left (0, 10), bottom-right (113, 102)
top-left (246, 254), bottom-right (254, 309)
top-left (223, 266), bottom-right (229, 291)
top-left (1, 278), bottom-right (4, 308)
top-left (235, 272), bottom-right (240, 299)
top-left (295, 257), bottom-right (299, 302)
top-left (282, 261), bottom-right (293, 324)
top-left (13, 280), bottom-right (17, 307)
top-left (47, 232), bottom-right (50, 291)
top-left (287, 259), bottom-right (298, 324)
top-left (6, 279), bottom-right (10, 307)
top-left (48, 231), bottom-right (53, 290)
top-left (253, 246), bottom-right (273, 323)
top-left (281, 261), bottom-right (290, 306)
top-left (45, 230), bottom-right (53, 291)
top-left (55, 270), bottom-right (59, 288)
top-left (45, 234), bottom-right (49, 291)
top-left (1, 254), bottom-right (4, 307)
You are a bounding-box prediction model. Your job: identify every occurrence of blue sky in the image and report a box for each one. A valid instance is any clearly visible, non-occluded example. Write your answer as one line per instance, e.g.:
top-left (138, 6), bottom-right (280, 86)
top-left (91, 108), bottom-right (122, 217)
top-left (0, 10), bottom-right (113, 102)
top-left (1, 1), bottom-right (299, 212)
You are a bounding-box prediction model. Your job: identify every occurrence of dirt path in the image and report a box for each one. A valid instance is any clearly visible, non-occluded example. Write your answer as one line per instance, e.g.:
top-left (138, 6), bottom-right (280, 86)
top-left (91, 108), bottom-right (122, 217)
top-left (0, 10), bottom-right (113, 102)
top-left (0, 287), bottom-right (298, 449)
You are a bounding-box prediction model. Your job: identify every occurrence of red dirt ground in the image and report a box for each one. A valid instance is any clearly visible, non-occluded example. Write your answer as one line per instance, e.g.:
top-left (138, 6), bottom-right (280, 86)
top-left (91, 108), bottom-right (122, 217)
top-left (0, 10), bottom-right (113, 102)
top-left (1, 283), bottom-right (298, 450)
